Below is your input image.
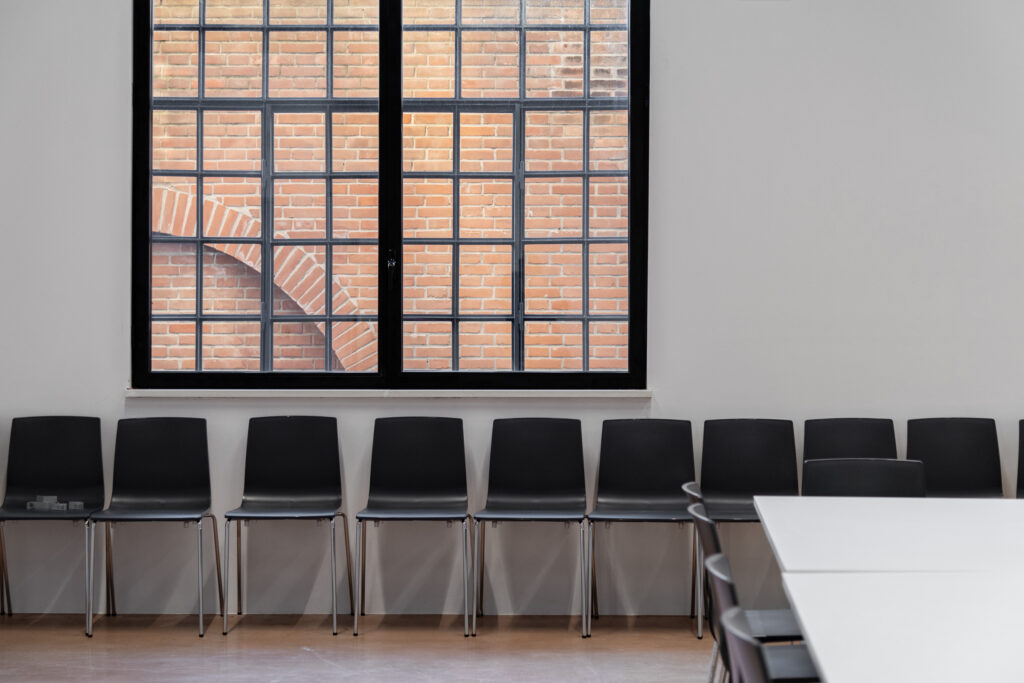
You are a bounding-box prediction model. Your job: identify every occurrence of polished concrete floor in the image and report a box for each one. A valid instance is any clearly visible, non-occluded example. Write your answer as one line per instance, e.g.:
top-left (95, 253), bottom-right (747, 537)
top-left (0, 613), bottom-right (713, 681)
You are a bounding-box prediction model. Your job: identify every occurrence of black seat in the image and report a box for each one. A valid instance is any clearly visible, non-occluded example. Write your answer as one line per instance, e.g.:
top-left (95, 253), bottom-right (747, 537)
top-left (91, 417), bottom-right (222, 636)
top-left (803, 418), bottom-right (897, 460)
top-left (587, 420), bottom-right (696, 634)
top-left (222, 416), bottom-right (351, 636)
top-left (692, 506), bottom-right (802, 680)
top-left (719, 606), bottom-right (819, 683)
top-left (701, 419), bottom-right (799, 522)
top-left (354, 417), bottom-right (469, 636)
top-left (473, 418), bottom-right (588, 637)
top-left (802, 458), bottom-right (926, 497)
top-left (0, 416), bottom-right (104, 633)
top-left (907, 418), bottom-right (1003, 498)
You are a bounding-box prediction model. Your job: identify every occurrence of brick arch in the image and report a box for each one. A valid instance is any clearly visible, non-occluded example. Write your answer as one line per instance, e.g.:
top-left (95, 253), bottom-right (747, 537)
top-left (151, 182), bottom-right (377, 371)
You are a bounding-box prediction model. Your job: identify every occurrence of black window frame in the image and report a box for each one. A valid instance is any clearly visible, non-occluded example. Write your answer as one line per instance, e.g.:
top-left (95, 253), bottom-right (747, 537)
top-left (132, 0), bottom-right (649, 390)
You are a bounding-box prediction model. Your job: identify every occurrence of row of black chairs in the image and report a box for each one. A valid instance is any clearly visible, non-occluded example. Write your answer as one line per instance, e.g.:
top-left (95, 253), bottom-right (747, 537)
top-left (1, 415), bottom-right (1020, 643)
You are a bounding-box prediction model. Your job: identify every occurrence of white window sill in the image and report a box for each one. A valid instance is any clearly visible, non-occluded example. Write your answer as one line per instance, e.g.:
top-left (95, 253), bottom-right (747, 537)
top-left (125, 388), bottom-right (653, 400)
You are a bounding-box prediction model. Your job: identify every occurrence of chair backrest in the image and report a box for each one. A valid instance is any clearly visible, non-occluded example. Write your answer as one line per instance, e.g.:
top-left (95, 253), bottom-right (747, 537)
top-left (1018, 420), bottom-right (1024, 499)
top-left (3, 416), bottom-right (104, 509)
top-left (688, 502), bottom-right (722, 557)
top-left (704, 553), bottom-right (740, 674)
top-left (110, 417), bottom-right (211, 507)
top-left (367, 417), bottom-right (467, 506)
top-left (803, 418), bottom-right (897, 460)
top-left (907, 418), bottom-right (1002, 497)
top-left (242, 416), bottom-right (341, 504)
top-left (701, 419), bottom-right (798, 496)
top-left (682, 481), bottom-right (702, 505)
top-left (719, 606), bottom-right (771, 683)
top-left (485, 418), bottom-right (585, 504)
top-left (595, 419), bottom-right (694, 503)
top-left (802, 458), bottom-right (926, 497)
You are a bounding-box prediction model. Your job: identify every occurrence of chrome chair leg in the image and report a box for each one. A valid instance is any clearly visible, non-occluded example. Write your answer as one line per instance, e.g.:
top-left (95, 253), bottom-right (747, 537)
top-left (589, 520), bottom-right (598, 625)
top-left (476, 521), bottom-right (486, 618)
top-left (236, 521), bottom-right (242, 615)
top-left (706, 639), bottom-right (720, 683)
top-left (353, 520), bottom-right (363, 635)
top-left (340, 513), bottom-right (354, 616)
top-left (0, 524), bottom-right (10, 615)
top-left (84, 520), bottom-right (92, 636)
top-left (689, 523), bottom-right (697, 619)
top-left (206, 514), bottom-right (223, 616)
top-left (462, 518), bottom-right (470, 637)
top-left (472, 519), bottom-right (481, 636)
top-left (222, 518), bottom-right (230, 635)
top-left (197, 517), bottom-right (205, 637)
top-left (578, 520), bottom-right (587, 638)
top-left (330, 517), bottom-right (338, 635)
top-left (696, 536), bottom-right (704, 638)
top-left (105, 522), bottom-right (116, 616)
top-left (359, 521), bottom-right (367, 617)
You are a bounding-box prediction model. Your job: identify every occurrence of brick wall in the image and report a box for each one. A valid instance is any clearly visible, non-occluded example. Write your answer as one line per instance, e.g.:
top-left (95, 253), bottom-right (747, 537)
top-left (151, 0), bottom-right (629, 373)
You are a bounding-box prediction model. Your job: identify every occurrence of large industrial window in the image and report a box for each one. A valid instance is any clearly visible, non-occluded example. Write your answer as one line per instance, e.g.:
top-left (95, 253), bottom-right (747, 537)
top-left (133, 0), bottom-right (648, 389)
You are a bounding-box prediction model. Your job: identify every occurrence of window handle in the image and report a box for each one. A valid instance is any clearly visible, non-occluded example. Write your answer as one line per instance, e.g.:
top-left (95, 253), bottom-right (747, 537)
top-left (386, 253), bottom-right (398, 289)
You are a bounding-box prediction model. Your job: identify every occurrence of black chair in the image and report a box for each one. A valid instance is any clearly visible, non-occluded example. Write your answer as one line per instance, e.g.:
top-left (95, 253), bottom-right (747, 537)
top-left (473, 418), bottom-right (588, 637)
top-left (222, 416), bottom-right (352, 636)
top-left (90, 418), bottom-right (223, 637)
top-left (682, 480), bottom-right (703, 505)
top-left (697, 419), bottom-right (798, 639)
top-left (588, 419), bottom-right (695, 634)
top-left (719, 605), bottom-right (819, 683)
top-left (354, 417), bottom-right (470, 637)
top-left (692, 506), bottom-right (802, 681)
top-left (802, 458), bottom-right (926, 497)
top-left (0, 417), bottom-right (104, 634)
top-left (1018, 420), bottom-right (1024, 499)
top-left (907, 418), bottom-right (1003, 497)
top-left (803, 418), bottom-right (897, 460)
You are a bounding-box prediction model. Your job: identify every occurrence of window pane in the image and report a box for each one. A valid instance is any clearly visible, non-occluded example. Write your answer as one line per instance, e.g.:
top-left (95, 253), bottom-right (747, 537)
top-left (403, 31), bottom-right (455, 98)
top-left (153, 31), bottom-right (198, 97)
top-left (590, 30), bottom-right (628, 97)
top-left (332, 245), bottom-right (378, 315)
top-left (589, 177), bottom-right (627, 237)
top-left (588, 242), bottom-right (628, 314)
top-left (404, 0), bottom-right (456, 24)
top-left (525, 31), bottom-right (584, 97)
top-left (273, 321), bottom-right (327, 371)
top-left (153, 110), bottom-right (197, 171)
top-left (589, 320), bottom-right (627, 370)
top-left (202, 321), bottom-right (261, 370)
top-left (202, 245), bottom-right (263, 314)
top-left (525, 0), bottom-right (584, 24)
top-left (332, 112), bottom-right (379, 172)
top-left (460, 112), bottom-right (514, 173)
top-left (404, 245), bottom-right (453, 314)
top-left (525, 178), bottom-right (583, 238)
top-left (152, 321), bottom-right (196, 371)
top-left (153, 176), bottom-right (198, 237)
top-left (462, 0), bottom-right (520, 24)
top-left (459, 245), bottom-right (512, 315)
top-left (404, 178), bottom-right (453, 239)
top-left (589, 109), bottom-right (628, 171)
top-left (461, 31), bottom-right (519, 98)
top-left (459, 179), bottom-right (512, 238)
top-left (203, 110), bottom-right (262, 172)
top-left (332, 321), bottom-right (378, 371)
top-left (590, 0), bottom-right (628, 24)
top-left (334, 0), bottom-right (378, 24)
top-left (274, 179), bottom-right (327, 239)
top-left (269, 0), bottom-right (327, 24)
top-left (206, 0), bottom-right (263, 24)
top-left (334, 31), bottom-right (379, 97)
top-left (203, 177), bottom-right (262, 238)
top-left (459, 321), bottom-right (512, 370)
top-left (268, 31), bottom-right (328, 98)
top-left (152, 242), bottom-right (197, 314)
top-left (404, 321), bottom-right (453, 370)
top-left (273, 245), bottom-right (326, 315)
top-left (274, 112), bottom-right (326, 173)
top-left (525, 321), bottom-right (583, 370)
top-left (524, 243), bottom-right (583, 314)
top-left (154, 0), bottom-right (200, 24)
top-left (205, 31), bottom-right (263, 97)
top-left (403, 112), bottom-right (453, 172)
top-left (525, 110), bottom-right (583, 171)
top-left (332, 179), bottom-right (378, 238)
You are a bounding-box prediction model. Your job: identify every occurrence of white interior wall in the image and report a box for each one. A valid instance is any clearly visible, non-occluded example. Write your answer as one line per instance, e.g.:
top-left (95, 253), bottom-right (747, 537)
top-left (2, 0), bottom-right (1023, 615)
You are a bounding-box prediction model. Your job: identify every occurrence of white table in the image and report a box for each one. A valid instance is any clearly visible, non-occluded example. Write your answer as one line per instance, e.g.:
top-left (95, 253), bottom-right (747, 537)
top-left (754, 496), bottom-right (1024, 572)
top-left (782, 571), bottom-right (1024, 683)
